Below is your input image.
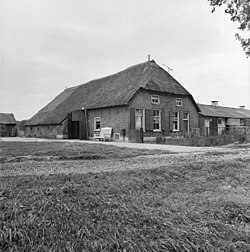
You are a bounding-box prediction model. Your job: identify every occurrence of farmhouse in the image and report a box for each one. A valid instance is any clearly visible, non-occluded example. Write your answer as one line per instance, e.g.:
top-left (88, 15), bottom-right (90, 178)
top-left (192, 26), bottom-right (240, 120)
top-left (25, 60), bottom-right (200, 141)
top-left (0, 113), bottom-right (17, 137)
top-left (198, 102), bottom-right (250, 136)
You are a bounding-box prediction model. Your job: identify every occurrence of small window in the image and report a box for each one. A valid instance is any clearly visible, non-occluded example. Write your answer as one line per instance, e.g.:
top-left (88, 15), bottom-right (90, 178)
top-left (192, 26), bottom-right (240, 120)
top-left (172, 112), bottom-right (180, 131)
top-left (183, 112), bottom-right (189, 120)
top-left (218, 118), bottom-right (222, 125)
top-left (151, 95), bottom-right (160, 104)
top-left (94, 117), bottom-right (101, 131)
top-left (176, 98), bottom-right (182, 106)
top-left (114, 133), bottom-right (120, 140)
top-left (153, 110), bottom-right (161, 131)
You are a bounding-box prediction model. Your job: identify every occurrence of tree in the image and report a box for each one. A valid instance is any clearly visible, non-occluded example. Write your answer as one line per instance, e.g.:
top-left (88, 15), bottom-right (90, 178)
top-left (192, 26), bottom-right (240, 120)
top-left (208, 0), bottom-right (250, 57)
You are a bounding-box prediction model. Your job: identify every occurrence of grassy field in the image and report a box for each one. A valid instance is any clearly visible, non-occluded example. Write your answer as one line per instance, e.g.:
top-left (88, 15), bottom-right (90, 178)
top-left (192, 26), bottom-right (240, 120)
top-left (0, 141), bottom-right (167, 163)
top-left (1, 141), bottom-right (250, 251)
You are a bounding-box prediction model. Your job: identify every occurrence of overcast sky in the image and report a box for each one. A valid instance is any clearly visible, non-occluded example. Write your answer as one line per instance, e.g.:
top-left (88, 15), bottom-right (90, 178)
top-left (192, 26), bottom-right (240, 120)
top-left (0, 0), bottom-right (249, 121)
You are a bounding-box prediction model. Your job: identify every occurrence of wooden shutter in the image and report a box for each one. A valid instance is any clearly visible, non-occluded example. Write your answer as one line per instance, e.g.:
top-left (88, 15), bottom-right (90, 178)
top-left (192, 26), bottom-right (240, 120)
top-left (169, 111), bottom-right (173, 131)
top-left (179, 111), bottom-right (182, 131)
top-left (129, 108), bottom-right (135, 129)
top-left (161, 110), bottom-right (166, 132)
top-left (145, 109), bottom-right (153, 131)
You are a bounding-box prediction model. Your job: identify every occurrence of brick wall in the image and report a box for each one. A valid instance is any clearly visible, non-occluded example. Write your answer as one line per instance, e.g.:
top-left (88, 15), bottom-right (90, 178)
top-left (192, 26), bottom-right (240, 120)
top-left (25, 125), bottom-right (64, 138)
top-left (129, 89), bottom-right (199, 138)
top-left (87, 106), bottom-right (130, 140)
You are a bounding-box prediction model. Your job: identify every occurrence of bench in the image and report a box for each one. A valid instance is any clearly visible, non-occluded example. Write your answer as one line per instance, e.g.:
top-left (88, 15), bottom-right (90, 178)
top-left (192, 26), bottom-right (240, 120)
top-left (93, 127), bottom-right (112, 141)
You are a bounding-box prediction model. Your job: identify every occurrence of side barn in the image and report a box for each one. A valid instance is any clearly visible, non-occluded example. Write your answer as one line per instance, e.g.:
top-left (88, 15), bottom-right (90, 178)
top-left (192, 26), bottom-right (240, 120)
top-left (198, 102), bottom-right (250, 136)
top-left (0, 113), bottom-right (17, 137)
top-left (25, 60), bottom-right (200, 142)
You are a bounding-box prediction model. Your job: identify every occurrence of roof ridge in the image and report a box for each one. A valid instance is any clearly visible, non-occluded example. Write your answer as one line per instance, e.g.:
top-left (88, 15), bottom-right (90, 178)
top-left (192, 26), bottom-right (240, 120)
top-left (198, 103), bottom-right (250, 111)
top-left (70, 60), bottom-right (153, 89)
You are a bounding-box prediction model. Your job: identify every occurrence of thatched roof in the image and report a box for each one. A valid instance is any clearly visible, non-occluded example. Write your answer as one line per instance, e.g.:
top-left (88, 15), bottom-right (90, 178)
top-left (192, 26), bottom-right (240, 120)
top-left (26, 60), bottom-right (197, 126)
top-left (0, 113), bottom-right (17, 124)
top-left (198, 103), bottom-right (250, 119)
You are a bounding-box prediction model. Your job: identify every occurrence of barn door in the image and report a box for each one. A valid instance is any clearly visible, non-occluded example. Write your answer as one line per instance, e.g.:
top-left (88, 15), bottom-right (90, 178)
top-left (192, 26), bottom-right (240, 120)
top-left (209, 118), bottom-right (218, 136)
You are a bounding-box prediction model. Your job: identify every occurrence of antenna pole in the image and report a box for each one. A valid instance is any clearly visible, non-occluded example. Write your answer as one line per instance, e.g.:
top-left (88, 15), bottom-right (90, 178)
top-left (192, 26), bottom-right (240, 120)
top-left (162, 64), bottom-right (173, 73)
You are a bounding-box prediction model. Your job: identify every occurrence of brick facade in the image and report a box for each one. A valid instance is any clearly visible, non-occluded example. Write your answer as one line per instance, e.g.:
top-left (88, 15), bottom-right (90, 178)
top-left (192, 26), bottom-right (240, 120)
top-left (87, 106), bottom-right (130, 141)
top-left (25, 90), bottom-right (199, 141)
top-left (128, 89), bottom-right (199, 140)
top-left (25, 125), bottom-right (64, 138)
top-left (86, 89), bottom-right (199, 141)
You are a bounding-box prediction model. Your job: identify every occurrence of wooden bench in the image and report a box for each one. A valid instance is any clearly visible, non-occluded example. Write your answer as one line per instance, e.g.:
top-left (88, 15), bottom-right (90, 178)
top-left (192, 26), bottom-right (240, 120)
top-left (94, 127), bottom-right (112, 141)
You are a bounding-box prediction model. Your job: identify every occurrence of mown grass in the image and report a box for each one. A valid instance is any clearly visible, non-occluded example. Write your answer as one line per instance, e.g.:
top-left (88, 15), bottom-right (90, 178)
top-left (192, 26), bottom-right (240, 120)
top-left (0, 141), bottom-right (168, 163)
top-left (1, 155), bottom-right (250, 251)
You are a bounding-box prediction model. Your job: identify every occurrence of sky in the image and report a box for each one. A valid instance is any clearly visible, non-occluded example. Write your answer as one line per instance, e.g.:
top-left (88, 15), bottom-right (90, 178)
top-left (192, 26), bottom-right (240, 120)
top-left (0, 0), bottom-right (249, 121)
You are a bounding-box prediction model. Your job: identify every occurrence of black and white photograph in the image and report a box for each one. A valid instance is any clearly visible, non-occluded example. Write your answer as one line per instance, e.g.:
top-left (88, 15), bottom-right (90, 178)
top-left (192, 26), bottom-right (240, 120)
top-left (1, 0), bottom-right (250, 251)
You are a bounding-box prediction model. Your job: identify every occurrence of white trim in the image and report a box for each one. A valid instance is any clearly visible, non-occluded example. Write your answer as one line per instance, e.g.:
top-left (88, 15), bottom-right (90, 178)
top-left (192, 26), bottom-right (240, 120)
top-left (172, 111), bottom-right (180, 131)
top-left (151, 95), bottom-right (160, 104)
top-left (183, 112), bottom-right (190, 134)
top-left (94, 117), bottom-right (101, 131)
top-left (135, 108), bottom-right (145, 131)
top-left (153, 109), bottom-right (161, 132)
top-left (176, 98), bottom-right (182, 107)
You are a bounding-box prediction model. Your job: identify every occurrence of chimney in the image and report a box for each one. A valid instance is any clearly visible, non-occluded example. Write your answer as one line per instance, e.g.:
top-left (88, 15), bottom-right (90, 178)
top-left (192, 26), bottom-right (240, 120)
top-left (211, 101), bottom-right (219, 107)
top-left (148, 54), bottom-right (150, 62)
top-left (239, 105), bottom-right (245, 109)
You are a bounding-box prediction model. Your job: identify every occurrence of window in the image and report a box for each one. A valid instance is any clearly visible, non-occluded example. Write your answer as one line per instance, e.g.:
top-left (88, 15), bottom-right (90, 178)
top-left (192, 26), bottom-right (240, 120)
top-left (114, 133), bottom-right (120, 140)
top-left (135, 109), bottom-right (145, 130)
top-left (183, 112), bottom-right (189, 134)
top-left (94, 117), bottom-right (101, 131)
top-left (176, 98), bottom-right (182, 106)
top-left (218, 118), bottom-right (222, 125)
top-left (151, 95), bottom-right (160, 104)
top-left (172, 112), bottom-right (179, 131)
top-left (183, 112), bottom-right (189, 120)
top-left (153, 110), bottom-right (161, 131)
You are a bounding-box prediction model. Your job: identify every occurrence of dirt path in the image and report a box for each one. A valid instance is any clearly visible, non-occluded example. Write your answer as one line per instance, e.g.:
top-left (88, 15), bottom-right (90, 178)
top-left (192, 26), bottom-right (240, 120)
top-left (0, 137), bottom-right (244, 153)
top-left (1, 137), bottom-right (249, 177)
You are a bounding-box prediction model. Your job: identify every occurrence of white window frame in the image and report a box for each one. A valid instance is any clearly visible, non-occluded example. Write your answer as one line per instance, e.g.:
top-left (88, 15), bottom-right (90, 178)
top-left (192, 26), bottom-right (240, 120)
top-left (172, 112), bottom-right (180, 131)
top-left (176, 98), bottom-right (182, 107)
top-left (153, 110), bottom-right (161, 132)
top-left (151, 95), bottom-right (160, 104)
top-left (94, 117), bottom-right (101, 131)
top-left (135, 108), bottom-right (145, 131)
top-left (183, 112), bottom-right (190, 133)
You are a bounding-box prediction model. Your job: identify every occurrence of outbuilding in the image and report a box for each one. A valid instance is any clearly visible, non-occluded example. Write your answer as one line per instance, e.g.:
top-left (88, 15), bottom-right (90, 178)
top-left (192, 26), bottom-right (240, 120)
top-left (198, 102), bottom-right (250, 136)
top-left (0, 113), bottom-right (17, 137)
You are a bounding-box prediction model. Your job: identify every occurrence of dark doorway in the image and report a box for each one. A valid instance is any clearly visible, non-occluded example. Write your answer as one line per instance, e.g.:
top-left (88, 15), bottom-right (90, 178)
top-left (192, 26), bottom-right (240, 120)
top-left (67, 110), bottom-right (87, 140)
top-left (209, 118), bottom-right (218, 136)
top-left (71, 121), bottom-right (79, 139)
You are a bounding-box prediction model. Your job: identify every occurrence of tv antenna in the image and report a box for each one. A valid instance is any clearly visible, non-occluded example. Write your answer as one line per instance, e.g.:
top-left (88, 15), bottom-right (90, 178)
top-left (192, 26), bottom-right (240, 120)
top-left (162, 64), bottom-right (173, 73)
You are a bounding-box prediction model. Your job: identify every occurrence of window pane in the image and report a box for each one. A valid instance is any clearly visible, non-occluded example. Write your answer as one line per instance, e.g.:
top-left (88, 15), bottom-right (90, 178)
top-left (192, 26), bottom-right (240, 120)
top-left (183, 113), bottom-right (189, 119)
top-left (176, 98), bottom-right (182, 106)
top-left (136, 117), bottom-right (142, 129)
top-left (135, 109), bottom-right (143, 129)
top-left (94, 117), bottom-right (101, 130)
top-left (151, 95), bottom-right (159, 104)
top-left (153, 110), bottom-right (159, 116)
